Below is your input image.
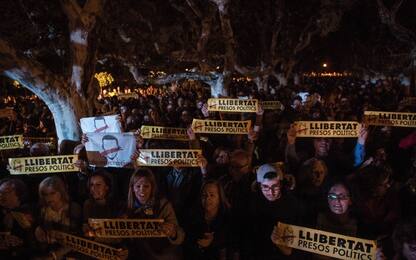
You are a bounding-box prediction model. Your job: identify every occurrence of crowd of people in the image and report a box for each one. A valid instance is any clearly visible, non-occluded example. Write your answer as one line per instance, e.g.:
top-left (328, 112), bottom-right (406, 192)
top-left (0, 76), bottom-right (415, 259)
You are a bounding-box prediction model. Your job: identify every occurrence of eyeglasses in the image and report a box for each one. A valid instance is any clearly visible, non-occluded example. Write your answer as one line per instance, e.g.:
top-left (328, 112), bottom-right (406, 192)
top-left (261, 184), bottom-right (281, 192)
top-left (327, 193), bottom-right (350, 201)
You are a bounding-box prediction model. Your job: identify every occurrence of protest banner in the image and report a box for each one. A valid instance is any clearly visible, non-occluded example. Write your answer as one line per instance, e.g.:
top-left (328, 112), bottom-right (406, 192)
top-left (88, 219), bottom-right (166, 238)
top-left (8, 155), bottom-right (79, 175)
top-left (140, 125), bottom-right (189, 141)
top-left (80, 115), bottom-right (122, 133)
top-left (192, 119), bottom-right (251, 135)
top-left (85, 132), bottom-right (136, 168)
top-left (0, 135), bottom-right (23, 150)
top-left (275, 222), bottom-right (377, 260)
top-left (207, 98), bottom-right (259, 112)
top-left (55, 231), bottom-right (121, 260)
top-left (294, 121), bottom-right (360, 138)
top-left (137, 149), bottom-right (202, 167)
top-left (117, 93), bottom-right (139, 100)
top-left (400, 97), bottom-right (416, 106)
top-left (364, 111), bottom-right (416, 128)
top-left (10, 211), bottom-right (32, 229)
top-left (260, 101), bottom-right (285, 111)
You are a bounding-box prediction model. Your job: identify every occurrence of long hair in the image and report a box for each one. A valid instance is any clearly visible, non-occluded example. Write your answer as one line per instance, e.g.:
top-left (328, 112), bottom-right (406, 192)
top-left (0, 178), bottom-right (28, 204)
top-left (38, 176), bottom-right (69, 207)
top-left (200, 179), bottom-right (230, 211)
top-left (127, 168), bottom-right (158, 210)
top-left (87, 169), bottom-right (112, 199)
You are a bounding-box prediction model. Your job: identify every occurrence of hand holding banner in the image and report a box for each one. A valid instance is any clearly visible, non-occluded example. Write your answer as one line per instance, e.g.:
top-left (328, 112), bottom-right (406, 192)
top-left (88, 219), bottom-right (166, 238)
top-left (294, 121), bottom-right (360, 138)
top-left (192, 119), bottom-right (251, 134)
top-left (207, 98), bottom-right (259, 112)
top-left (137, 149), bottom-right (202, 167)
top-left (274, 222), bottom-right (377, 260)
top-left (8, 155), bottom-right (79, 175)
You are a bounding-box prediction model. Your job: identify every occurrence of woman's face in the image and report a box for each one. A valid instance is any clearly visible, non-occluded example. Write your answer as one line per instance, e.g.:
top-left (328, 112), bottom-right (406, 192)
top-left (216, 150), bottom-right (229, 165)
top-left (327, 184), bottom-right (351, 215)
top-left (201, 184), bottom-right (220, 212)
top-left (133, 177), bottom-right (152, 204)
top-left (90, 176), bottom-right (109, 201)
top-left (43, 186), bottom-right (63, 210)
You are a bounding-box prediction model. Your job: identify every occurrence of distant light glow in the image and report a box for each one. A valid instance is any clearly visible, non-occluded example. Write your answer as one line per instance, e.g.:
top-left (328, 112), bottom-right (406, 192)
top-left (323, 63), bottom-right (328, 68)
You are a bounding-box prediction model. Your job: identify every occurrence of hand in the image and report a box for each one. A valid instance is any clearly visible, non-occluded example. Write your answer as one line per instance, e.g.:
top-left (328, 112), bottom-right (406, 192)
top-left (286, 124), bottom-right (297, 145)
top-left (115, 248), bottom-right (129, 260)
top-left (74, 159), bottom-right (88, 173)
top-left (187, 126), bottom-right (196, 141)
top-left (81, 134), bottom-right (89, 145)
top-left (375, 247), bottom-right (386, 260)
top-left (201, 103), bottom-right (209, 118)
top-left (134, 129), bottom-right (144, 149)
top-left (248, 128), bottom-right (258, 142)
top-left (357, 123), bottom-right (368, 145)
top-left (256, 104), bottom-right (264, 116)
top-left (197, 232), bottom-right (214, 248)
top-left (161, 223), bottom-right (177, 238)
top-left (35, 226), bottom-right (47, 243)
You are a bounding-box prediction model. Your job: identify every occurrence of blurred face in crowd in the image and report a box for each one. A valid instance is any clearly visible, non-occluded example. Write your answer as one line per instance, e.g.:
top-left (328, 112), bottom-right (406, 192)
top-left (402, 242), bottom-right (416, 260)
top-left (311, 160), bottom-right (327, 187)
top-left (327, 184), bottom-right (351, 215)
top-left (90, 175), bottom-right (109, 201)
top-left (216, 150), bottom-right (229, 165)
top-left (228, 153), bottom-right (250, 178)
top-left (314, 138), bottom-right (332, 158)
top-left (261, 177), bottom-right (281, 202)
top-left (134, 177), bottom-right (152, 204)
top-left (201, 184), bottom-right (220, 213)
top-left (374, 175), bottom-right (392, 197)
top-left (43, 186), bottom-right (63, 211)
top-left (0, 182), bottom-right (20, 209)
top-left (374, 148), bottom-right (387, 166)
top-left (180, 110), bottom-right (193, 125)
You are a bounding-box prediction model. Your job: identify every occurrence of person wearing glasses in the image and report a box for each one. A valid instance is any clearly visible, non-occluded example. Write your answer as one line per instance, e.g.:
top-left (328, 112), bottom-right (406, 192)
top-left (251, 163), bottom-right (304, 259)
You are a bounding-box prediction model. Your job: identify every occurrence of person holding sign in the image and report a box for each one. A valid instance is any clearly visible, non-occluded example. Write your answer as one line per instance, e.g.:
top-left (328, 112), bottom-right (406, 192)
top-left (249, 163), bottom-right (305, 259)
top-left (184, 180), bottom-right (231, 260)
top-left (0, 178), bottom-right (34, 258)
top-left (126, 168), bottom-right (185, 259)
top-left (34, 176), bottom-right (82, 260)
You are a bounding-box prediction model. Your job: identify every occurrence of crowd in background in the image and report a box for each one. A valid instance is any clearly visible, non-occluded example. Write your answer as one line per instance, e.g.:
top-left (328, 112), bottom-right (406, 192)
top-left (0, 76), bottom-right (415, 259)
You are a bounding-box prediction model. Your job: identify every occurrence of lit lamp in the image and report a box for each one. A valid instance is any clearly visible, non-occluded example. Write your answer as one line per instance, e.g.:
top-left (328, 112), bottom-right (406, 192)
top-left (322, 63), bottom-right (328, 68)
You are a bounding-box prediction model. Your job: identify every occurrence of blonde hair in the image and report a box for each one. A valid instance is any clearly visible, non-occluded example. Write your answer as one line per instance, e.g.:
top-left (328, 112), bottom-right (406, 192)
top-left (38, 176), bottom-right (69, 207)
top-left (127, 168), bottom-right (158, 210)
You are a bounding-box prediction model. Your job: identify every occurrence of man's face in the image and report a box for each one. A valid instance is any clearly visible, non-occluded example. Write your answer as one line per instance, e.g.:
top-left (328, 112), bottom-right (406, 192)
top-left (0, 183), bottom-right (20, 209)
top-left (311, 161), bottom-right (327, 187)
top-left (103, 139), bottom-right (119, 160)
top-left (228, 154), bottom-right (250, 178)
top-left (327, 184), bottom-right (351, 215)
top-left (314, 138), bottom-right (331, 157)
top-left (260, 178), bottom-right (281, 202)
top-left (90, 176), bottom-right (109, 201)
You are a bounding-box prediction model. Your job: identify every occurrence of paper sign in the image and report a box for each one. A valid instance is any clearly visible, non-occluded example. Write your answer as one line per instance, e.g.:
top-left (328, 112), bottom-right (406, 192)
top-left (192, 119), bottom-right (251, 134)
top-left (8, 155), bottom-right (79, 175)
top-left (364, 111), bottom-right (416, 128)
top-left (55, 231), bottom-right (121, 260)
top-left (137, 149), bottom-right (202, 167)
top-left (85, 132), bottom-right (136, 168)
top-left (261, 101), bottom-right (285, 110)
top-left (117, 93), bottom-right (139, 100)
top-left (0, 135), bottom-right (24, 150)
top-left (275, 222), bottom-right (376, 260)
top-left (80, 115), bottom-right (122, 133)
top-left (207, 98), bottom-right (259, 112)
top-left (140, 125), bottom-right (189, 141)
top-left (294, 121), bottom-right (360, 137)
top-left (88, 219), bottom-right (166, 238)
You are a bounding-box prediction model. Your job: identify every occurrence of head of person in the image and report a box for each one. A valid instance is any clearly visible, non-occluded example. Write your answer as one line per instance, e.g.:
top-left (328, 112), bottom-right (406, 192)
top-left (127, 168), bottom-right (158, 209)
top-left (303, 158), bottom-right (328, 187)
top-left (88, 170), bottom-right (112, 201)
top-left (213, 147), bottom-right (231, 165)
top-left (59, 139), bottom-right (80, 155)
top-left (256, 164), bottom-right (284, 202)
top-left (0, 178), bottom-right (27, 209)
top-left (30, 142), bottom-right (50, 156)
top-left (39, 176), bottom-right (69, 211)
top-left (200, 180), bottom-right (230, 214)
top-left (327, 182), bottom-right (352, 215)
top-left (228, 149), bottom-right (251, 179)
top-left (360, 165), bottom-right (393, 197)
top-left (180, 109), bottom-right (193, 125)
top-left (313, 138), bottom-right (332, 158)
top-left (393, 220), bottom-right (416, 260)
top-left (101, 135), bottom-right (121, 160)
